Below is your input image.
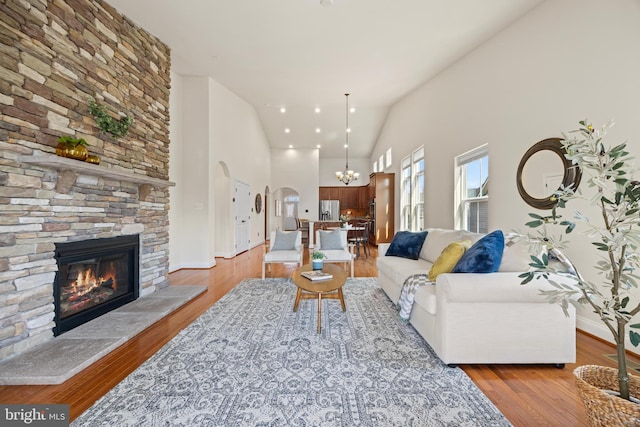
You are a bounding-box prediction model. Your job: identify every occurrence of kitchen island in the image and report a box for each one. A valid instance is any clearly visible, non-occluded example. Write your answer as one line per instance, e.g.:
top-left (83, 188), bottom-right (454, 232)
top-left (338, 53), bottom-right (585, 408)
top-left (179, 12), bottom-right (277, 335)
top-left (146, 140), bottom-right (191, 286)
top-left (306, 218), bottom-right (371, 249)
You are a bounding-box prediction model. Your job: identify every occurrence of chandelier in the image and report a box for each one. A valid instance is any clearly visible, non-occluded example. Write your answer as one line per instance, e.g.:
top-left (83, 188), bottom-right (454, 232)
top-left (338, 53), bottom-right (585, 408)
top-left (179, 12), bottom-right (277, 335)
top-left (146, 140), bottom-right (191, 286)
top-left (336, 93), bottom-right (359, 185)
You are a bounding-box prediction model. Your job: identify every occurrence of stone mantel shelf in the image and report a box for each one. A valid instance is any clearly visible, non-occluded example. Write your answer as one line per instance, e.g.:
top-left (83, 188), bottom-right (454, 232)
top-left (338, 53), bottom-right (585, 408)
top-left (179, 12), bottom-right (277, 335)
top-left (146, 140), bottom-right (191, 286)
top-left (19, 154), bottom-right (175, 197)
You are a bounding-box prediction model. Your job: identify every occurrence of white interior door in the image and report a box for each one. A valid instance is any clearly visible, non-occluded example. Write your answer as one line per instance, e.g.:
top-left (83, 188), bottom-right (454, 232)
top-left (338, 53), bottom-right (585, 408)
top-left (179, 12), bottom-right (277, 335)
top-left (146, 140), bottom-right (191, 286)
top-left (234, 180), bottom-right (250, 255)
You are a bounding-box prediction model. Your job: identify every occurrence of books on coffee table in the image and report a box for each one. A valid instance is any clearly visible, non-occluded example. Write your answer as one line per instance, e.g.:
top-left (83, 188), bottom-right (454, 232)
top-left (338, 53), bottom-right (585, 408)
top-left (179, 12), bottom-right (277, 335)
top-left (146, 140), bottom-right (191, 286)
top-left (301, 270), bottom-right (333, 281)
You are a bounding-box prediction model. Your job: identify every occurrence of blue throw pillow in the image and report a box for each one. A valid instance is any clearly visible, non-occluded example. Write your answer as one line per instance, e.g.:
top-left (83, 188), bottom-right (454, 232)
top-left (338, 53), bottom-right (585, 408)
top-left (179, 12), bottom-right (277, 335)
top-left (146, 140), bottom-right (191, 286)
top-left (452, 230), bottom-right (504, 273)
top-left (386, 231), bottom-right (428, 260)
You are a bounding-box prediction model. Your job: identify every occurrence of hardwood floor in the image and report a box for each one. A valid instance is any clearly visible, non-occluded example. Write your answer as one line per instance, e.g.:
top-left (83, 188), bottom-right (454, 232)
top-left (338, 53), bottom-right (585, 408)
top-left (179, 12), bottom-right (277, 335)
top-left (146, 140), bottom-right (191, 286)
top-left (0, 243), bottom-right (633, 425)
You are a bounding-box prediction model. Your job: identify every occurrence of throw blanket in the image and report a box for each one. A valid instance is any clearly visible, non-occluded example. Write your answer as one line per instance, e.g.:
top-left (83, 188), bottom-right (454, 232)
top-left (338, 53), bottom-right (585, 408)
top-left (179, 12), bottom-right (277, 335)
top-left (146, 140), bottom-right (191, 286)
top-left (397, 273), bottom-right (433, 322)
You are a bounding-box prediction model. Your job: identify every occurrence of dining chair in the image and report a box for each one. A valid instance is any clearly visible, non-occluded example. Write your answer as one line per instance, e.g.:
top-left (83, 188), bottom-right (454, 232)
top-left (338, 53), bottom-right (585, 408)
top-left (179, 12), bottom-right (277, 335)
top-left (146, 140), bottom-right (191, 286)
top-left (296, 219), bottom-right (309, 246)
top-left (348, 221), bottom-right (370, 258)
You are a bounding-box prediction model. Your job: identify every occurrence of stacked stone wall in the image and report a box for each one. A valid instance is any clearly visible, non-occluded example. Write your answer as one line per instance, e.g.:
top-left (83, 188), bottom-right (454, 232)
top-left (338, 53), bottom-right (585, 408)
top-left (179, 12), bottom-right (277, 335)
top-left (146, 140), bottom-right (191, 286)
top-left (0, 0), bottom-right (172, 361)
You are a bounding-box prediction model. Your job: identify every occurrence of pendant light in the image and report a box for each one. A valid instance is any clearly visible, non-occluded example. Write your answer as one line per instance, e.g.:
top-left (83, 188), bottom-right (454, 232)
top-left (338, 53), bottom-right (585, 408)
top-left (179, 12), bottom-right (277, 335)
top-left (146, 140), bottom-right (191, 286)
top-left (336, 93), bottom-right (359, 185)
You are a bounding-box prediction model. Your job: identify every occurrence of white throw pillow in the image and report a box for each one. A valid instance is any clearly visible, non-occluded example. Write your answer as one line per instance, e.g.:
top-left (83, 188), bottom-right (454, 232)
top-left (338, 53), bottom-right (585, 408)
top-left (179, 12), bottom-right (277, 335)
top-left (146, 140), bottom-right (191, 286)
top-left (420, 228), bottom-right (466, 263)
top-left (498, 235), bottom-right (535, 272)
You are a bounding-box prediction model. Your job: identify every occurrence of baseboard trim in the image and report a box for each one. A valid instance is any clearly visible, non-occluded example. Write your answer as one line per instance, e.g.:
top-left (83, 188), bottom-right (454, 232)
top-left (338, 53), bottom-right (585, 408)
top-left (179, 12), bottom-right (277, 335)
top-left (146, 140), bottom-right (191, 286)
top-left (577, 315), bottom-right (640, 358)
top-left (169, 259), bottom-right (216, 272)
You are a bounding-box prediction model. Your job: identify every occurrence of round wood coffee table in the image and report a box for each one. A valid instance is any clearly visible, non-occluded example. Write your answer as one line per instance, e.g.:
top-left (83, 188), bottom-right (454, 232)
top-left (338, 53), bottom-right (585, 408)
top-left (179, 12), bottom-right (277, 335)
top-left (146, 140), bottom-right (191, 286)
top-left (292, 263), bottom-right (347, 333)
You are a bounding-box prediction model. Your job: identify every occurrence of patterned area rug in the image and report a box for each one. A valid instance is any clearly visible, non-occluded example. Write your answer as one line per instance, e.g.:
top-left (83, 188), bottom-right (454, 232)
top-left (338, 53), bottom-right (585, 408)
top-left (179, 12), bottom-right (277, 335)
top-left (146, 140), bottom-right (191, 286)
top-left (73, 278), bottom-right (511, 426)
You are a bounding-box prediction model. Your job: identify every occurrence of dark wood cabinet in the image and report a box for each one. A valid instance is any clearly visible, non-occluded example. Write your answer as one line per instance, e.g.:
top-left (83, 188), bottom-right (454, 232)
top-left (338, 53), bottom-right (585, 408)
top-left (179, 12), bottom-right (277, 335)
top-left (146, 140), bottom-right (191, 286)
top-left (358, 186), bottom-right (369, 209)
top-left (318, 187), bottom-right (331, 200)
top-left (369, 173), bottom-right (394, 245)
top-left (339, 187), bottom-right (358, 209)
top-left (329, 187), bottom-right (341, 201)
top-left (368, 174), bottom-right (376, 199)
top-left (319, 186), bottom-right (365, 210)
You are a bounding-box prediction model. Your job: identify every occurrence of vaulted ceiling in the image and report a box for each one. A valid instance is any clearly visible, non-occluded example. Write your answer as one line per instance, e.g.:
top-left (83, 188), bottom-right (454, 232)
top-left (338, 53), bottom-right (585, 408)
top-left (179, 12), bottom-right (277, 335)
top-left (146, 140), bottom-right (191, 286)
top-left (107, 0), bottom-right (543, 158)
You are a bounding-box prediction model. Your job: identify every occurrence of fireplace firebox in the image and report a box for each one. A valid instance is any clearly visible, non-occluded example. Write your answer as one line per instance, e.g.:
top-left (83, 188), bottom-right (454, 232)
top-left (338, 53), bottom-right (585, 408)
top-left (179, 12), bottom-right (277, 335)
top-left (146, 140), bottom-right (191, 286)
top-left (53, 235), bottom-right (139, 336)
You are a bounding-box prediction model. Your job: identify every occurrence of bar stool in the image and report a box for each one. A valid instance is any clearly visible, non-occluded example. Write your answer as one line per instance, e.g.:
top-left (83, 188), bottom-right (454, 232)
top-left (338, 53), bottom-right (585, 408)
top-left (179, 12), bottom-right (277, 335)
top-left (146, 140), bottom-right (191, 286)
top-left (348, 222), bottom-right (370, 258)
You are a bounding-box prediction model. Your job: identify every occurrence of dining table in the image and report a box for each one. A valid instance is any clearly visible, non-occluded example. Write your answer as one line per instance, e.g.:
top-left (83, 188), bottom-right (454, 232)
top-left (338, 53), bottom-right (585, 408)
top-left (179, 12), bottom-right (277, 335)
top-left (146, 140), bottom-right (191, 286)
top-left (307, 222), bottom-right (367, 249)
top-left (324, 225), bottom-right (367, 257)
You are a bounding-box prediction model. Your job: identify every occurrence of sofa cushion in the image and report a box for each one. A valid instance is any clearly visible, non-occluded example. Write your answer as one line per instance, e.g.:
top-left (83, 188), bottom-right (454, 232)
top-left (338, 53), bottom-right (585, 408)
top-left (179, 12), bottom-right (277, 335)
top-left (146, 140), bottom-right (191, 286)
top-left (460, 231), bottom-right (485, 244)
top-left (420, 229), bottom-right (468, 262)
top-left (377, 255), bottom-right (432, 289)
top-left (499, 235), bottom-right (534, 272)
top-left (271, 230), bottom-right (297, 250)
top-left (386, 231), bottom-right (428, 260)
top-left (453, 230), bottom-right (504, 273)
top-left (414, 282), bottom-right (438, 315)
top-left (428, 239), bottom-right (472, 281)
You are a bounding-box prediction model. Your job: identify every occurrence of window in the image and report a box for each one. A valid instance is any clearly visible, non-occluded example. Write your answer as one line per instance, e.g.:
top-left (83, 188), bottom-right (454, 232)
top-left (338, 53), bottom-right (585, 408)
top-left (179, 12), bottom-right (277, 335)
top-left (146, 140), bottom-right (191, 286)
top-left (400, 146), bottom-right (425, 231)
top-left (400, 157), bottom-right (411, 230)
top-left (454, 145), bottom-right (488, 233)
top-left (386, 148), bottom-right (392, 168)
top-left (412, 147), bottom-right (424, 231)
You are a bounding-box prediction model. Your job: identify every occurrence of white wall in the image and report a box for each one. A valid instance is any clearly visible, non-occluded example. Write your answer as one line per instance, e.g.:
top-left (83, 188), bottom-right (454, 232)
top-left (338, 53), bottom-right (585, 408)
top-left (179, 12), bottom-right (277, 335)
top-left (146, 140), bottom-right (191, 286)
top-left (169, 75), bottom-right (272, 268)
top-left (168, 71), bottom-right (183, 272)
top-left (170, 76), bottom-right (215, 269)
top-left (270, 148), bottom-right (319, 232)
top-left (210, 79), bottom-right (272, 250)
top-left (370, 0), bottom-right (640, 345)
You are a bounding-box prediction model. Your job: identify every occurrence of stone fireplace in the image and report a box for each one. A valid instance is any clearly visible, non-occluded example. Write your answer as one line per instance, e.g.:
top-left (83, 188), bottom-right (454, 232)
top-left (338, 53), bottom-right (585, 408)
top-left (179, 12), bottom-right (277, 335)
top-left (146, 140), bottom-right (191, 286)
top-left (0, 0), bottom-right (172, 362)
top-left (53, 234), bottom-right (140, 335)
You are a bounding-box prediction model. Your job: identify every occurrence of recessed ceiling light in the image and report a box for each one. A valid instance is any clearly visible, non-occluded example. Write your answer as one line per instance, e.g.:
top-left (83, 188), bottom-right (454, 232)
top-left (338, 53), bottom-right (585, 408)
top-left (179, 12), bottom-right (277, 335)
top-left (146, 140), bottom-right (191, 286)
top-left (285, 128), bottom-right (290, 133)
top-left (350, 107), bottom-right (356, 113)
top-left (315, 107), bottom-right (321, 113)
top-left (346, 127), bottom-right (351, 133)
top-left (315, 128), bottom-right (321, 133)
top-left (344, 144), bottom-right (348, 148)
top-left (316, 144), bottom-right (321, 148)
top-left (280, 107), bottom-right (286, 113)
top-left (289, 144), bottom-right (293, 149)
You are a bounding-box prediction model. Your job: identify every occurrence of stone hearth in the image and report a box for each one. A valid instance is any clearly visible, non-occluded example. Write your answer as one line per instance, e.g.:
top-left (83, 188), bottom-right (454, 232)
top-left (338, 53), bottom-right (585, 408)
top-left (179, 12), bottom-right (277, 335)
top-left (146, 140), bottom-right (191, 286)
top-left (0, 285), bottom-right (205, 385)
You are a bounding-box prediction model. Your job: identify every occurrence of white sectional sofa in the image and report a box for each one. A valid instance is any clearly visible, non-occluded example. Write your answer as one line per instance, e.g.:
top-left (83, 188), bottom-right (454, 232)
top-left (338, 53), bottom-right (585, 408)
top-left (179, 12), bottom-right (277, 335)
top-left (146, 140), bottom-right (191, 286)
top-left (377, 228), bottom-right (576, 366)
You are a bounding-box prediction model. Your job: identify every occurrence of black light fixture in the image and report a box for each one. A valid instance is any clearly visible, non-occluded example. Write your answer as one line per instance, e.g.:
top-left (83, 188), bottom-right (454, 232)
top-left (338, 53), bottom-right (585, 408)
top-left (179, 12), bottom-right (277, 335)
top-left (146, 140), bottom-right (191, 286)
top-left (336, 93), bottom-right (359, 185)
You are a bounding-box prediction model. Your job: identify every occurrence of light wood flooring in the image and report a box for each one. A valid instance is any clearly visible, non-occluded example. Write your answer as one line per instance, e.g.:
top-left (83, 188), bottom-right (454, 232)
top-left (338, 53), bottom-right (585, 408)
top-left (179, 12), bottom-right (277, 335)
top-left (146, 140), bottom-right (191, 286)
top-left (0, 243), bottom-right (635, 425)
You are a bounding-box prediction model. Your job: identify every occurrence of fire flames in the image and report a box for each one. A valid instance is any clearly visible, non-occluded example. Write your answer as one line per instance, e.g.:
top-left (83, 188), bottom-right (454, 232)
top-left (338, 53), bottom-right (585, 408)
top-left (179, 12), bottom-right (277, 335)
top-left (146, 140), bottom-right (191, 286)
top-left (61, 263), bottom-right (120, 317)
top-left (68, 268), bottom-right (117, 301)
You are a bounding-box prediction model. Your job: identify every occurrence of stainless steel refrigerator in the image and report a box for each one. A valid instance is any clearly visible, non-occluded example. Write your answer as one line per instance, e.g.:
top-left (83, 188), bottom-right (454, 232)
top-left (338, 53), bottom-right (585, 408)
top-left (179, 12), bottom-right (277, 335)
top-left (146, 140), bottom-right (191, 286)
top-left (319, 200), bottom-right (340, 221)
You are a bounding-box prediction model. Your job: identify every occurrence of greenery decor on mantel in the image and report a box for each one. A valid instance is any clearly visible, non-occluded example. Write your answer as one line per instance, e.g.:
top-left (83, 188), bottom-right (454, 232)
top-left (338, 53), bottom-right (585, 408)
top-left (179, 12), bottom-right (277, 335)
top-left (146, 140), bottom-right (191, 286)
top-left (56, 135), bottom-right (89, 161)
top-left (88, 98), bottom-right (132, 139)
top-left (521, 120), bottom-right (640, 414)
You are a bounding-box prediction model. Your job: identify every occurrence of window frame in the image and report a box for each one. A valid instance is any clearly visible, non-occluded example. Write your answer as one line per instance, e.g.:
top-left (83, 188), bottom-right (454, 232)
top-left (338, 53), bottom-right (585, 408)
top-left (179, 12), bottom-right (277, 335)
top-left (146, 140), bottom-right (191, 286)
top-left (400, 146), bottom-right (425, 231)
top-left (454, 144), bottom-right (488, 233)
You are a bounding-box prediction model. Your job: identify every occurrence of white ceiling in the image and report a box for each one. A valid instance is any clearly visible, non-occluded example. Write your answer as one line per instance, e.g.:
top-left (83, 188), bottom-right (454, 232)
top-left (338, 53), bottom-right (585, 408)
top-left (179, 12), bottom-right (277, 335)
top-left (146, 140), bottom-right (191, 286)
top-left (107, 0), bottom-right (543, 158)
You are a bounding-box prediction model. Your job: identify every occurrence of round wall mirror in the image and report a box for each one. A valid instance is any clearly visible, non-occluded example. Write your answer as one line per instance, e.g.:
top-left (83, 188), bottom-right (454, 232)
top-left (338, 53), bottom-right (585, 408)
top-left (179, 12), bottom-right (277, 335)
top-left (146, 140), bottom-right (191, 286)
top-left (255, 193), bottom-right (262, 214)
top-left (516, 138), bottom-right (581, 209)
